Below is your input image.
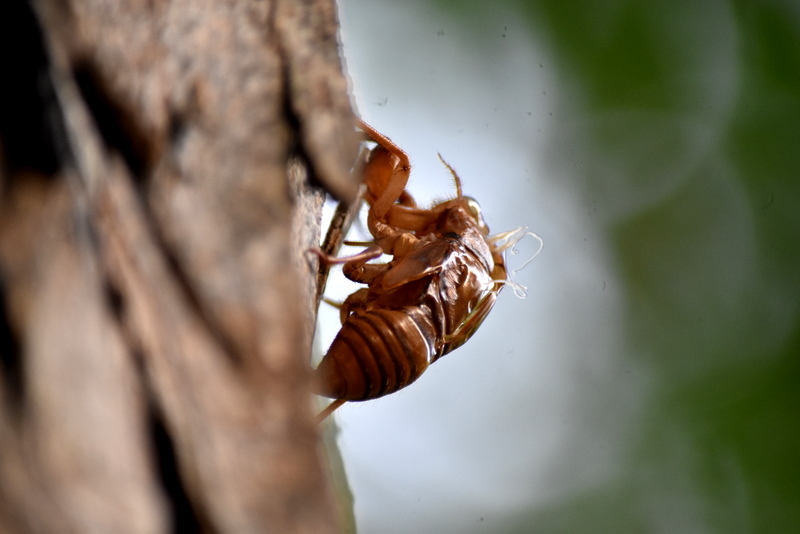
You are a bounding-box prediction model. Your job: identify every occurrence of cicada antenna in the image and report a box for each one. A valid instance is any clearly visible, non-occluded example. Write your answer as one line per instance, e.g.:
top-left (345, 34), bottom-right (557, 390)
top-left (437, 153), bottom-right (464, 198)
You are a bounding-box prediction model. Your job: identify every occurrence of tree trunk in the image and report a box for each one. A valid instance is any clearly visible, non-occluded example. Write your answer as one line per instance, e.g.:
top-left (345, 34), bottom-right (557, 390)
top-left (0, 0), bottom-right (359, 532)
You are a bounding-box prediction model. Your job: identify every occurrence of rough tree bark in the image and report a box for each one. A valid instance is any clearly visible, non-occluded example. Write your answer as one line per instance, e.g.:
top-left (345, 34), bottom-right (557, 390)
top-left (0, 0), bottom-right (359, 532)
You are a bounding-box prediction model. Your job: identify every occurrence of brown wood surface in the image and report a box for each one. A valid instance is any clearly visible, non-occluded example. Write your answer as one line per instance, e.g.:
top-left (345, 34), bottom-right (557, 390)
top-left (0, 0), bottom-right (359, 532)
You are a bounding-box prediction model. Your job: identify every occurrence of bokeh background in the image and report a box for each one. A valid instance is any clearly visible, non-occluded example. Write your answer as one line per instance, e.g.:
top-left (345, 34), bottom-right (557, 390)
top-left (317, 1), bottom-right (800, 532)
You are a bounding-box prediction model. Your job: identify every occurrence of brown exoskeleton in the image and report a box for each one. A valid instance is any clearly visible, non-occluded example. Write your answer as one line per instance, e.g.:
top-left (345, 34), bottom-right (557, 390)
top-left (313, 120), bottom-right (531, 420)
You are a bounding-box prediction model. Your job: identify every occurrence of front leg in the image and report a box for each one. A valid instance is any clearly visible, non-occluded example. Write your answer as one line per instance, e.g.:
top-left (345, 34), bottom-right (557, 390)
top-left (367, 213), bottom-right (424, 258)
top-left (309, 244), bottom-right (389, 285)
top-left (308, 244), bottom-right (382, 268)
top-left (342, 258), bottom-right (388, 286)
top-left (358, 120), bottom-right (412, 220)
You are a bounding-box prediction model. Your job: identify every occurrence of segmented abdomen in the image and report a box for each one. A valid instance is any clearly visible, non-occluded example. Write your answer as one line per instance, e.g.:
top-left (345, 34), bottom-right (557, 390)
top-left (314, 307), bottom-right (436, 401)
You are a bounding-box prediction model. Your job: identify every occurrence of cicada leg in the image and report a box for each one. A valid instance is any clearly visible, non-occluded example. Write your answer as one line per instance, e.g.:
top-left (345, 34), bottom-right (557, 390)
top-left (317, 398), bottom-right (346, 422)
top-left (316, 143), bottom-right (370, 307)
top-left (311, 247), bottom-right (392, 294)
top-left (357, 120), bottom-right (448, 236)
top-left (321, 290), bottom-right (368, 324)
top-left (366, 209), bottom-right (433, 258)
top-left (357, 120), bottom-right (411, 220)
top-left (337, 288), bottom-right (369, 324)
top-left (397, 190), bottom-right (418, 208)
top-left (308, 245), bottom-right (382, 267)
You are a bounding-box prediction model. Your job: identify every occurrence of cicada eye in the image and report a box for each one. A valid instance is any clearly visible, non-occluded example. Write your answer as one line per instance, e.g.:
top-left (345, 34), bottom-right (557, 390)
top-left (464, 197), bottom-right (482, 220)
top-left (463, 196), bottom-right (489, 234)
